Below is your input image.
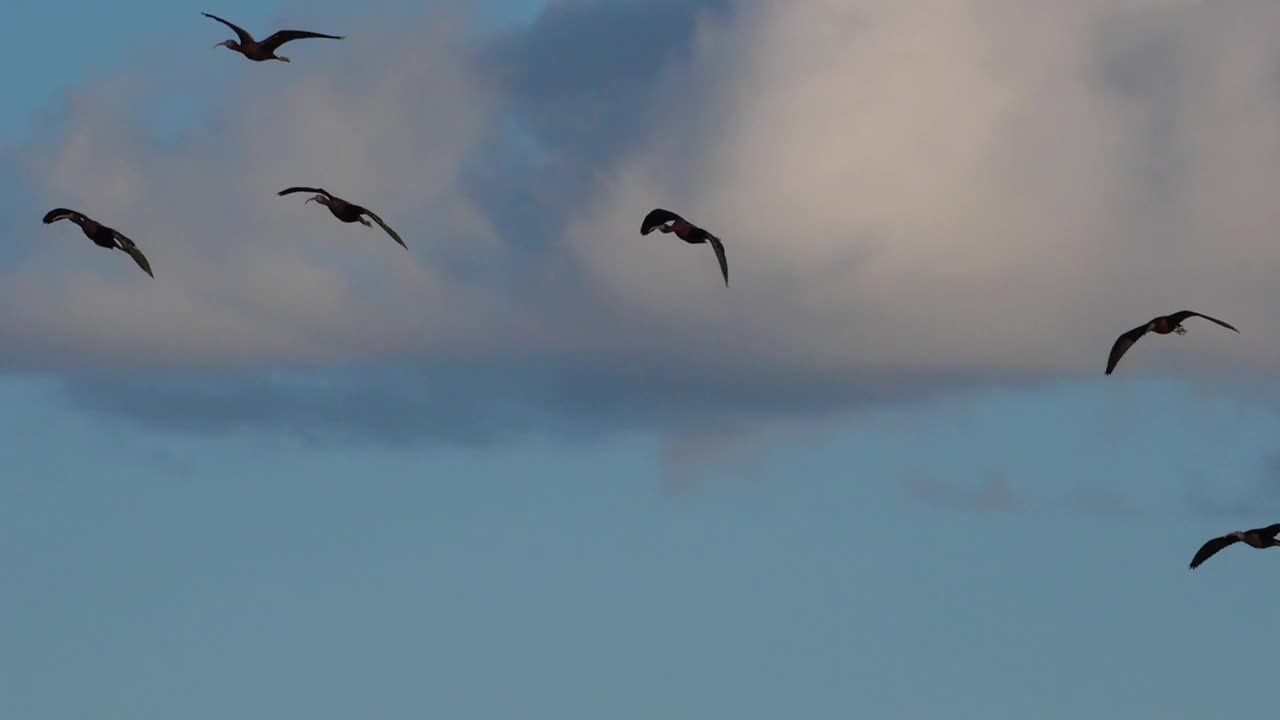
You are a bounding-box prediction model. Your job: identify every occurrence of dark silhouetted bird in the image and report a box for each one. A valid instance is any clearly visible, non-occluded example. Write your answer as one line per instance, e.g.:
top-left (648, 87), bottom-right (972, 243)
top-left (1189, 523), bottom-right (1280, 569)
top-left (42, 208), bottom-right (154, 278)
top-left (1104, 311), bottom-right (1238, 375)
top-left (641, 208), bottom-right (728, 287)
top-left (277, 187), bottom-right (406, 249)
top-left (203, 12), bottom-right (342, 63)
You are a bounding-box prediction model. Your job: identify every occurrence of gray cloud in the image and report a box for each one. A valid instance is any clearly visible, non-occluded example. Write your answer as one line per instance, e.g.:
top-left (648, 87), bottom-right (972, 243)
top-left (58, 358), bottom-right (1000, 449)
top-left (5, 0), bottom-right (1280, 443)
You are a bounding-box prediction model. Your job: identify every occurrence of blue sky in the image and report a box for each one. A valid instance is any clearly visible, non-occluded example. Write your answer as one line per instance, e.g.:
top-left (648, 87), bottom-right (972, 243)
top-left (6, 1), bottom-right (1280, 718)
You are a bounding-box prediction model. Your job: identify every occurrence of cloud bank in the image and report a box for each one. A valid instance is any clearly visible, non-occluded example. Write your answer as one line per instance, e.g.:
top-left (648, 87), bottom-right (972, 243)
top-left (6, 0), bottom-right (1280, 442)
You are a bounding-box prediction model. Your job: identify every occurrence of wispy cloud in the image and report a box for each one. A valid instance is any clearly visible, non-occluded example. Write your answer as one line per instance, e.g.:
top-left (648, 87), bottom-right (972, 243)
top-left (904, 469), bottom-right (1140, 517)
top-left (904, 470), bottom-right (1022, 513)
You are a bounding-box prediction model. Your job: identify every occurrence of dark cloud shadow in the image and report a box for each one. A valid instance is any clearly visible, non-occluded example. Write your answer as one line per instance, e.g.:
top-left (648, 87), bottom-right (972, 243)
top-left (58, 359), bottom-right (1048, 448)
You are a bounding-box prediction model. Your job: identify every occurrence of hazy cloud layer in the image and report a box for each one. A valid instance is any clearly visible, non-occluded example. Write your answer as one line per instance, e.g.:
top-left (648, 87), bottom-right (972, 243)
top-left (6, 0), bottom-right (1280, 440)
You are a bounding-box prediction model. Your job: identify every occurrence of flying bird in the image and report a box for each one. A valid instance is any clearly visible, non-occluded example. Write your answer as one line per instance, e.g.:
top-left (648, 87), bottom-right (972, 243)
top-left (1189, 523), bottom-right (1280, 569)
top-left (202, 11), bottom-right (342, 62)
top-left (41, 208), bottom-right (154, 278)
top-left (1104, 310), bottom-right (1238, 375)
top-left (277, 187), bottom-right (407, 249)
top-left (641, 208), bottom-right (728, 287)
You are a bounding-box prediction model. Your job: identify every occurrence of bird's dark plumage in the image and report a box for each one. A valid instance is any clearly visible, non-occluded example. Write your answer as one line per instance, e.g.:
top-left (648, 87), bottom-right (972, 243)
top-left (360, 209), bottom-right (405, 249)
top-left (640, 207), bottom-right (728, 286)
top-left (259, 29), bottom-right (344, 52)
top-left (708, 235), bottom-right (728, 287)
top-left (42, 207), bottom-right (154, 278)
top-left (641, 208), bottom-right (682, 235)
top-left (202, 12), bottom-right (254, 45)
top-left (1104, 310), bottom-right (1238, 375)
top-left (278, 186), bottom-right (406, 249)
top-left (1105, 324), bottom-right (1152, 376)
top-left (278, 186), bottom-right (330, 198)
top-left (112, 231), bottom-right (154, 278)
top-left (1167, 310), bottom-right (1237, 332)
top-left (1190, 524), bottom-right (1280, 569)
top-left (42, 208), bottom-right (87, 226)
top-left (203, 12), bottom-right (342, 62)
top-left (1189, 534), bottom-right (1241, 570)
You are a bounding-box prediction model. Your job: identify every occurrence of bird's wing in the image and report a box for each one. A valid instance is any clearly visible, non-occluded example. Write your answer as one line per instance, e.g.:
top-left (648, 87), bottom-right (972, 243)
top-left (641, 208), bottom-right (682, 235)
top-left (42, 208), bottom-right (85, 225)
top-left (201, 12), bottom-right (255, 45)
top-left (708, 235), bottom-right (728, 287)
top-left (260, 30), bottom-right (344, 52)
top-left (111, 229), bottom-right (153, 278)
top-left (1169, 310), bottom-right (1239, 333)
top-left (110, 227), bottom-right (138, 250)
top-left (1189, 533), bottom-right (1242, 569)
top-left (1256, 523), bottom-right (1280, 538)
top-left (1105, 323), bottom-right (1153, 375)
top-left (359, 207), bottom-right (407, 249)
top-left (123, 246), bottom-right (155, 278)
top-left (278, 186), bottom-right (331, 198)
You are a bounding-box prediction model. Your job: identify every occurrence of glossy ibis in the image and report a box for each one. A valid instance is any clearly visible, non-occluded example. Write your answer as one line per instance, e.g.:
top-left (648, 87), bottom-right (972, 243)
top-left (203, 11), bottom-right (342, 63)
top-left (641, 208), bottom-right (727, 287)
top-left (277, 187), bottom-right (406, 249)
top-left (1189, 524), bottom-right (1280, 569)
top-left (41, 208), bottom-right (154, 278)
top-left (1105, 311), bottom-right (1237, 375)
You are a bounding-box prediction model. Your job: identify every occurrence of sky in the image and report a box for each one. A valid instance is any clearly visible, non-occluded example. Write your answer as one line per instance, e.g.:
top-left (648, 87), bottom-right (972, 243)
top-left (5, 0), bottom-right (1280, 717)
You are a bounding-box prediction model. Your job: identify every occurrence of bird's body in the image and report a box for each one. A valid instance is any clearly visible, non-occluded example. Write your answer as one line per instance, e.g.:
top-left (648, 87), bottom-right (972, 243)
top-left (1104, 310), bottom-right (1238, 375)
top-left (41, 208), bottom-right (154, 277)
top-left (203, 12), bottom-right (342, 63)
top-left (640, 208), bottom-right (728, 286)
top-left (277, 187), bottom-right (406, 249)
top-left (1189, 523), bottom-right (1280, 569)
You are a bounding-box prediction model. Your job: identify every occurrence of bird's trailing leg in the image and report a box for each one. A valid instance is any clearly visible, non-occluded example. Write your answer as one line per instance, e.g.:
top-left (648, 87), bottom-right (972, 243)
top-left (358, 217), bottom-right (372, 227)
top-left (276, 56), bottom-right (291, 63)
top-left (1175, 326), bottom-right (1188, 336)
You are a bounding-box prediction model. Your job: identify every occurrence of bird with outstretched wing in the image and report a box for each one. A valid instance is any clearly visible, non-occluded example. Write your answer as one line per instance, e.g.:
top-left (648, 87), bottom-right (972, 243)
top-left (1189, 524), bottom-right (1280, 569)
top-left (1105, 310), bottom-right (1238, 375)
top-left (203, 11), bottom-right (343, 62)
top-left (639, 208), bottom-right (728, 286)
top-left (278, 187), bottom-right (407, 249)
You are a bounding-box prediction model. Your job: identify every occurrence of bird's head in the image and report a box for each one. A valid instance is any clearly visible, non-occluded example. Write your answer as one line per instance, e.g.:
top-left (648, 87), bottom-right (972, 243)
top-left (305, 195), bottom-right (330, 207)
top-left (213, 39), bottom-right (240, 52)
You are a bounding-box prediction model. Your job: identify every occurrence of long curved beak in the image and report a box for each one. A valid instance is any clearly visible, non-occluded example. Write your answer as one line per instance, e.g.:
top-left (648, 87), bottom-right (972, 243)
top-left (212, 41), bottom-right (226, 49)
top-left (304, 197), bottom-right (317, 205)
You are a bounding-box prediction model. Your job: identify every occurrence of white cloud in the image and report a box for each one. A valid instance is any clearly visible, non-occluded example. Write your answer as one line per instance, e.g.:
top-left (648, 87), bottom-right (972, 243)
top-left (2, 9), bottom-right (515, 370)
top-left (6, 0), bottom-right (1280, 393)
top-left (566, 0), bottom-right (1280, 379)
